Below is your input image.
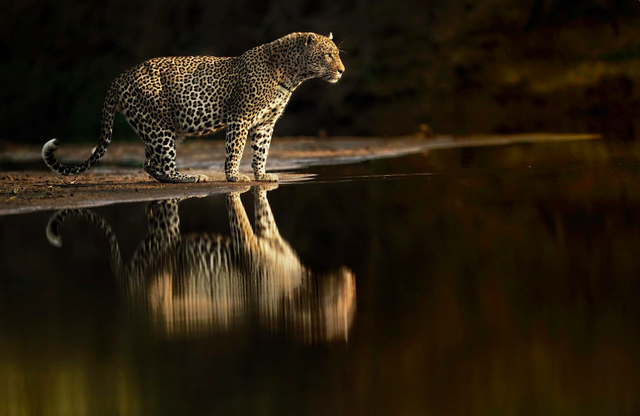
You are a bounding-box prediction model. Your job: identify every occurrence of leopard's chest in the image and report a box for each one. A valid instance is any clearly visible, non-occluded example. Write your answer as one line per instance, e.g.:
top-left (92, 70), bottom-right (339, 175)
top-left (252, 90), bottom-right (291, 126)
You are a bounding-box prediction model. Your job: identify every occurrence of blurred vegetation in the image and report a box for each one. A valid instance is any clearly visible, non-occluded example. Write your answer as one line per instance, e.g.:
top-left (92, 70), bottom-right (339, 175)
top-left (1, 0), bottom-right (640, 143)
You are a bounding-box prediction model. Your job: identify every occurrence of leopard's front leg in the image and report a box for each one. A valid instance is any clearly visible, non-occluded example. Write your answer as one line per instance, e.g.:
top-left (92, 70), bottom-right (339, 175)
top-left (254, 186), bottom-right (282, 240)
top-left (226, 191), bottom-right (257, 248)
top-left (224, 122), bottom-right (251, 182)
top-left (250, 123), bottom-right (278, 182)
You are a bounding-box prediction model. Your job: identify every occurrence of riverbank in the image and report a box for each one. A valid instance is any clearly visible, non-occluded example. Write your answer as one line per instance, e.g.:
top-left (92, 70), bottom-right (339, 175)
top-left (0, 134), bottom-right (599, 215)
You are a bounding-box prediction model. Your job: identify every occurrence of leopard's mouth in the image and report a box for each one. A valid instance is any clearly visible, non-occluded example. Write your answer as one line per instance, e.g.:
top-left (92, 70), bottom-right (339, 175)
top-left (326, 71), bottom-right (343, 83)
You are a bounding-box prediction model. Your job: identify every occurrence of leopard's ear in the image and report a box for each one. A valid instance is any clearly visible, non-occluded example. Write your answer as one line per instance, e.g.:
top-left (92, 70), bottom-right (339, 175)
top-left (328, 32), bottom-right (333, 40)
top-left (305, 34), bottom-right (314, 46)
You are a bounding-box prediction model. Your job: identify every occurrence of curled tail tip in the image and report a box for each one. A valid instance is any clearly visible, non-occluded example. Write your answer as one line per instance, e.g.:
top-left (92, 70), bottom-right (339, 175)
top-left (42, 138), bottom-right (59, 159)
top-left (43, 138), bottom-right (60, 151)
top-left (45, 222), bottom-right (63, 247)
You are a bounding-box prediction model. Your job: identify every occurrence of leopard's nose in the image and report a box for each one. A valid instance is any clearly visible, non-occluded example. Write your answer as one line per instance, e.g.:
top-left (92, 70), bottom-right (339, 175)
top-left (338, 68), bottom-right (344, 75)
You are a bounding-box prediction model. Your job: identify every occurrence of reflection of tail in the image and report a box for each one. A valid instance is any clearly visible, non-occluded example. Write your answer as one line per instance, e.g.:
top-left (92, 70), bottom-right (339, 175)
top-left (46, 209), bottom-right (123, 276)
top-left (42, 85), bottom-right (117, 175)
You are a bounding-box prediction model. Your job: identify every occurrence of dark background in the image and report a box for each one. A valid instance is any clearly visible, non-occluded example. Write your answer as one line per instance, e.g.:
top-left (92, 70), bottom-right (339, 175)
top-left (2, 0), bottom-right (640, 144)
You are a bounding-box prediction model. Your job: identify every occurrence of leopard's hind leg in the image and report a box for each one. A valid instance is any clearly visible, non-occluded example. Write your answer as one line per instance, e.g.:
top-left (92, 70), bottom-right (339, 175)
top-left (123, 99), bottom-right (206, 183)
top-left (139, 129), bottom-right (207, 183)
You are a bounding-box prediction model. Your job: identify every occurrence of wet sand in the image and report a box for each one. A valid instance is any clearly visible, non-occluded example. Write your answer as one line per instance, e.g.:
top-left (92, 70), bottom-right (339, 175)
top-left (0, 134), bottom-right (599, 215)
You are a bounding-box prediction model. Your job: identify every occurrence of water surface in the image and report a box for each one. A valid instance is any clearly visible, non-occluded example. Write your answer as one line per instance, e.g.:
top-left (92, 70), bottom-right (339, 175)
top-left (1, 139), bottom-right (640, 415)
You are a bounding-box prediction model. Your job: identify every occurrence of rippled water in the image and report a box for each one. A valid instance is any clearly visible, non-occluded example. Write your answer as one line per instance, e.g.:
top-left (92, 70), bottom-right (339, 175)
top-left (2, 139), bottom-right (640, 415)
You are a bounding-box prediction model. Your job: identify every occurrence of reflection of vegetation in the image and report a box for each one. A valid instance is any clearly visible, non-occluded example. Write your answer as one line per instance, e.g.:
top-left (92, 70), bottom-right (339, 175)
top-left (0, 345), bottom-right (143, 416)
top-left (1, 0), bottom-right (639, 142)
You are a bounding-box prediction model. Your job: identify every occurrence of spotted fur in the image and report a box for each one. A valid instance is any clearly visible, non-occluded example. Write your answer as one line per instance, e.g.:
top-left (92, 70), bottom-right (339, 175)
top-left (46, 188), bottom-right (356, 341)
top-left (42, 32), bottom-right (345, 183)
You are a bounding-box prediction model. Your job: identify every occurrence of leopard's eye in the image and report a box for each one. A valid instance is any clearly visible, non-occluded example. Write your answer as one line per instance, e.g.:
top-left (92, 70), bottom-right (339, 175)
top-left (324, 53), bottom-right (334, 61)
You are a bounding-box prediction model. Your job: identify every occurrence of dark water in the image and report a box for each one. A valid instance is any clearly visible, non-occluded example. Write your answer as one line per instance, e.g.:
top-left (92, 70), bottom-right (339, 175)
top-left (2, 140), bottom-right (640, 415)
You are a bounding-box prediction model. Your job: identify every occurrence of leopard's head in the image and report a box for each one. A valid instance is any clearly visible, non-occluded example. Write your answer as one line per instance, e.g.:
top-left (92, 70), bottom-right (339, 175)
top-left (301, 32), bottom-right (345, 83)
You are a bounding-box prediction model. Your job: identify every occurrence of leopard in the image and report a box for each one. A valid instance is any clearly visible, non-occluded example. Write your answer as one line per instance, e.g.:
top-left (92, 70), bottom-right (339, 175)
top-left (42, 32), bottom-right (345, 183)
top-left (45, 187), bottom-right (356, 342)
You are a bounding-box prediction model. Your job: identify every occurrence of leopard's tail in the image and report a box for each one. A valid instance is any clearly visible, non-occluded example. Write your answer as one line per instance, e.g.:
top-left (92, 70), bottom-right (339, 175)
top-left (42, 84), bottom-right (118, 176)
top-left (46, 208), bottom-right (124, 278)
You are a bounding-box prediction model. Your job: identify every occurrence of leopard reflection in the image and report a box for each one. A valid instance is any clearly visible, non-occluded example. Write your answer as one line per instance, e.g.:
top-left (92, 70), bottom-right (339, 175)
top-left (46, 187), bottom-right (355, 342)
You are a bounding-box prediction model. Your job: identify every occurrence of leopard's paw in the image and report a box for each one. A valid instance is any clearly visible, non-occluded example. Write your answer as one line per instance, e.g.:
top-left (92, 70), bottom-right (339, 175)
top-left (226, 173), bottom-right (251, 183)
top-left (255, 173), bottom-right (279, 182)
